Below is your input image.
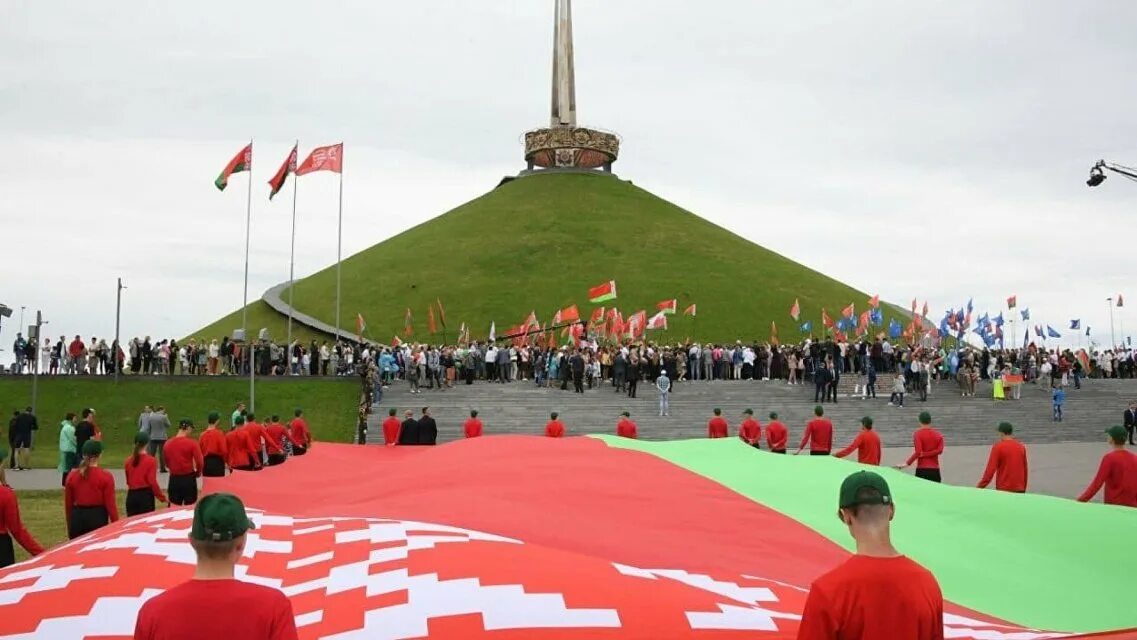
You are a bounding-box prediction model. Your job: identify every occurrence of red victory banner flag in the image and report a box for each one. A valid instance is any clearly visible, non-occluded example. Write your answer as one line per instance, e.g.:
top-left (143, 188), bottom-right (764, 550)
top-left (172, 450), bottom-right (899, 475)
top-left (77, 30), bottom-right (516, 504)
top-left (789, 298), bottom-right (800, 321)
top-left (296, 143), bottom-right (343, 176)
top-left (267, 143), bottom-right (297, 200)
top-left (391, 335), bottom-right (402, 347)
top-left (628, 310), bottom-right (647, 336)
top-left (214, 143), bottom-right (252, 191)
top-left (921, 301), bottom-right (929, 317)
top-left (770, 321), bottom-right (779, 346)
top-left (684, 303), bottom-right (697, 317)
top-left (588, 280), bottom-right (618, 303)
top-left (859, 310), bottom-right (870, 329)
top-left (428, 305), bottom-right (438, 335)
top-left (1007, 295), bottom-right (1017, 309)
top-left (356, 313), bottom-right (366, 339)
top-left (436, 299), bottom-right (447, 327)
top-left (910, 298), bottom-right (918, 314)
top-left (841, 303), bottom-right (855, 319)
top-left (560, 305), bottom-right (580, 323)
top-left (656, 299), bottom-right (678, 315)
top-left (821, 308), bottom-right (834, 328)
top-left (403, 308), bottom-right (414, 337)
top-left (868, 294), bottom-right (880, 308)
top-left (647, 311), bottom-right (668, 331)
top-left (589, 306), bottom-right (605, 324)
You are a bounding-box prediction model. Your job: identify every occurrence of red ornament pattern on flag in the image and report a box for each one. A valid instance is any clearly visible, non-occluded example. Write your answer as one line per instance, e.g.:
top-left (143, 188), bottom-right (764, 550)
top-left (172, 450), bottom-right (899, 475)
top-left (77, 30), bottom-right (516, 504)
top-left (296, 143), bottom-right (343, 176)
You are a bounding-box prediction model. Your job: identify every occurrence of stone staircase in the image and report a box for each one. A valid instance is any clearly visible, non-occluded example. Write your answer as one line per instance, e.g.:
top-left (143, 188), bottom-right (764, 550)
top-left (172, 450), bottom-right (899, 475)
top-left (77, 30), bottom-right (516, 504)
top-left (365, 376), bottom-right (1132, 449)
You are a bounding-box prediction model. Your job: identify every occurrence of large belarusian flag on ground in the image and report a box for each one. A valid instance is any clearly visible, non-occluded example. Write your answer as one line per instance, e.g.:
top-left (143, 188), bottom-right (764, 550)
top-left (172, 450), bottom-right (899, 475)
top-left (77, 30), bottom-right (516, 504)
top-left (2, 439), bottom-right (1132, 638)
top-left (214, 143), bottom-right (252, 191)
top-left (589, 280), bottom-right (618, 303)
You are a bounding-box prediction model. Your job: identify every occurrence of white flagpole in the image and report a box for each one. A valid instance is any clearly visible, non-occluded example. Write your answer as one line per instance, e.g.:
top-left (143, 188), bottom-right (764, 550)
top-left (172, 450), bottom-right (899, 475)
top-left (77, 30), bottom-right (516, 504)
top-left (335, 145), bottom-right (344, 343)
top-left (287, 140), bottom-right (298, 373)
top-left (244, 139), bottom-right (256, 412)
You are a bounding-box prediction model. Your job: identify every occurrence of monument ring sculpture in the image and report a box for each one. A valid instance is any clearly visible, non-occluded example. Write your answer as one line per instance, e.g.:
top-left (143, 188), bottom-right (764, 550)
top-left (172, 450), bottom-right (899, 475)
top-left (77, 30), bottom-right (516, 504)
top-left (524, 126), bottom-right (621, 170)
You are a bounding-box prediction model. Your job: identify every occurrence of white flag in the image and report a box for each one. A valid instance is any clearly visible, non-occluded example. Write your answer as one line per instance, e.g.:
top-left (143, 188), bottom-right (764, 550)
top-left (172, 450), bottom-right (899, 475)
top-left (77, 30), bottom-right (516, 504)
top-left (489, 321), bottom-right (496, 342)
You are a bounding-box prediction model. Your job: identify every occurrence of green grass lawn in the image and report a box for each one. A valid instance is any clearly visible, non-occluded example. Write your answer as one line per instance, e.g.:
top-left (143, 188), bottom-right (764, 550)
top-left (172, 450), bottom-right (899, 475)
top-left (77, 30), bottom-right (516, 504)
top-left (185, 299), bottom-right (331, 345)
top-left (0, 377), bottom-right (359, 468)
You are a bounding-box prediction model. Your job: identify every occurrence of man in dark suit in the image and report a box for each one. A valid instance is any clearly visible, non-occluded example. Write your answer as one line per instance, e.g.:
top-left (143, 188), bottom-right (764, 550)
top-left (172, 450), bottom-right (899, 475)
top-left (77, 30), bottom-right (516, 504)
top-left (1125, 401), bottom-right (1137, 445)
top-left (815, 362), bottom-right (830, 403)
top-left (397, 409), bottom-right (419, 445)
top-left (570, 351), bottom-right (585, 394)
top-left (418, 407), bottom-right (438, 445)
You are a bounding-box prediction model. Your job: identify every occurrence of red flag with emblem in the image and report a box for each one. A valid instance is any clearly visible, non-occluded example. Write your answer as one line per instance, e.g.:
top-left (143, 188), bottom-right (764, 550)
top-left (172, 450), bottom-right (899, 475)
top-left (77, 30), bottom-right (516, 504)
top-left (821, 308), bottom-right (834, 329)
top-left (296, 142), bottom-right (343, 175)
top-left (789, 298), bottom-right (800, 321)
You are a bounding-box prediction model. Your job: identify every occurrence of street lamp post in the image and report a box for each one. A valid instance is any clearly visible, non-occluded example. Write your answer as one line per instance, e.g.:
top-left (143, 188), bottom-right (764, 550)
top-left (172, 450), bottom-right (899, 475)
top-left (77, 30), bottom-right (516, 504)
top-left (1108, 297), bottom-right (1116, 351)
top-left (114, 278), bottom-right (124, 383)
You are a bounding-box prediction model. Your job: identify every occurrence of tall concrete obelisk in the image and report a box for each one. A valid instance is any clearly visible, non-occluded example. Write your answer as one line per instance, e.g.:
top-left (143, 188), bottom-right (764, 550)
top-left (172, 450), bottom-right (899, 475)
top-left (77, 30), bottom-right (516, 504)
top-left (523, 0), bottom-right (620, 172)
top-left (550, 0), bottom-right (576, 128)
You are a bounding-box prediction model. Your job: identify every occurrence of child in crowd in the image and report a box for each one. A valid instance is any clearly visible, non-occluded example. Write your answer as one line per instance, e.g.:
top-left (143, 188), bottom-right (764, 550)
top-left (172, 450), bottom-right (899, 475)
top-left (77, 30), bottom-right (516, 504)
top-left (1052, 386), bottom-right (1065, 422)
top-left (888, 373), bottom-right (905, 407)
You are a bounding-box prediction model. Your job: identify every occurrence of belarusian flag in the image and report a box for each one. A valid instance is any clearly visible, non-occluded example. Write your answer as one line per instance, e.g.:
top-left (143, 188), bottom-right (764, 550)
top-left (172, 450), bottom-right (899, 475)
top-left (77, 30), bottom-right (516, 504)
top-left (436, 299), bottom-right (447, 327)
top-left (868, 294), bottom-right (880, 308)
top-left (589, 307), bottom-right (605, 324)
top-left (560, 305), bottom-right (580, 323)
top-left (355, 313), bottom-right (366, 339)
top-left (841, 303), bottom-right (855, 319)
top-left (656, 299), bottom-right (677, 315)
top-left (647, 312), bottom-right (668, 330)
top-left (214, 143), bottom-right (252, 191)
top-left (13, 439), bottom-right (1133, 638)
top-left (267, 143), bottom-right (297, 200)
top-left (770, 321), bottom-right (779, 346)
top-left (821, 308), bottom-right (833, 328)
top-left (588, 280), bottom-right (618, 303)
top-left (789, 298), bottom-right (800, 321)
top-left (390, 335), bottom-right (402, 347)
top-left (428, 305), bottom-right (437, 334)
top-left (403, 308), bottom-right (414, 337)
top-left (683, 303), bottom-right (696, 317)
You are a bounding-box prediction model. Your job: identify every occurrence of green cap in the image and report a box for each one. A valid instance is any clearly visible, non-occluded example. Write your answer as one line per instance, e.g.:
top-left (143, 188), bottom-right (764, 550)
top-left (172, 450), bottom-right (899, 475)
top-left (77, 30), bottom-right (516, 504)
top-left (234, 416), bottom-right (245, 426)
top-left (620, 411), bottom-right (630, 417)
top-left (743, 408), bottom-right (753, 415)
top-left (998, 422), bottom-right (1013, 435)
top-left (388, 408), bottom-right (397, 416)
top-left (82, 439), bottom-right (104, 457)
top-left (207, 411), bottom-right (220, 423)
top-left (134, 432), bottom-right (150, 445)
top-left (814, 405), bottom-right (824, 416)
top-left (1107, 425), bottom-right (1127, 444)
top-left (769, 412), bottom-right (778, 420)
top-left (861, 416), bottom-right (873, 428)
top-left (713, 408), bottom-right (722, 416)
top-left (918, 411), bottom-right (932, 425)
top-left (179, 418), bottom-right (194, 428)
top-left (839, 471), bottom-right (893, 509)
top-left (190, 493), bottom-right (257, 542)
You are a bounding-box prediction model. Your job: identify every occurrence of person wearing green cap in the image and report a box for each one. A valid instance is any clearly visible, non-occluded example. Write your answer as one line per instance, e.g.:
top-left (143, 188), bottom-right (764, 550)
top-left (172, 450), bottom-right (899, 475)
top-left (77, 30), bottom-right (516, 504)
top-left (545, 412), bottom-right (566, 438)
top-left (797, 470), bottom-right (943, 638)
top-left (977, 422), bottom-right (1028, 493)
top-left (464, 410), bottom-right (485, 439)
top-left (1076, 426), bottom-right (1137, 507)
top-left (132, 493), bottom-right (297, 639)
top-left (765, 412), bottom-right (788, 453)
top-left (63, 440), bottom-right (119, 539)
top-left (707, 408), bottom-right (729, 439)
top-left (796, 405), bottom-right (833, 456)
top-left (738, 409), bottom-right (761, 449)
top-left (833, 417), bottom-right (882, 466)
top-left (897, 411), bottom-right (944, 482)
top-left (198, 412), bottom-right (228, 477)
top-left (124, 432), bottom-right (167, 516)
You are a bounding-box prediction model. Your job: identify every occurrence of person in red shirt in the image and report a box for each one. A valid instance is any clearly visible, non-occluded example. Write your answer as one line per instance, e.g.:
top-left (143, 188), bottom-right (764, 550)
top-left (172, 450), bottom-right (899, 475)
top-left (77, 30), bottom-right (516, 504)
top-left (797, 471), bottom-right (943, 639)
top-left (288, 409), bottom-right (312, 455)
top-left (616, 411), bottom-right (637, 439)
top-left (244, 413), bottom-right (268, 467)
top-left (739, 409), bottom-right (761, 448)
top-left (226, 418), bottom-right (260, 472)
top-left (0, 465), bottom-right (43, 567)
top-left (464, 410), bottom-right (484, 438)
top-left (64, 440), bottom-right (119, 539)
top-left (707, 408), bottom-right (729, 438)
top-left (164, 419), bottom-right (204, 505)
top-left (765, 412), bottom-right (788, 453)
top-left (545, 412), bottom-right (566, 438)
top-left (381, 408), bottom-right (402, 445)
top-left (125, 432), bottom-right (167, 516)
top-left (834, 416), bottom-right (882, 466)
top-left (264, 415), bottom-right (288, 465)
top-left (897, 412), bottom-right (945, 482)
top-left (797, 405), bottom-right (833, 456)
top-left (977, 422), bottom-right (1028, 493)
top-left (133, 493), bottom-right (298, 640)
top-left (1077, 426), bottom-right (1137, 507)
top-left (198, 412), bottom-right (228, 477)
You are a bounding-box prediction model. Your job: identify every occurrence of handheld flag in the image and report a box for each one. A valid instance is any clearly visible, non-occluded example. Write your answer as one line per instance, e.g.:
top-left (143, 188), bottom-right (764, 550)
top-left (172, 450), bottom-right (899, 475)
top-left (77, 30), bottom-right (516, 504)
top-left (683, 303), bottom-right (697, 317)
top-left (436, 299), bottom-right (447, 328)
top-left (489, 321), bottom-right (496, 342)
top-left (770, 321), bottom-right (779, 346)
top-left (1118, 294), bottom-right (1125, 308)
top-left (1034, 325), bottom-right (1043, 338)
top-left (296, 143), bottom-right (343, 176)
top-left (994, 313), bottom-right (1004, 327)
top-left (267, 143), bottom-right (297, 200)
top-left (1023, 328), bottom-right (1029, 349)
top-left (1070, 319), bottom-right (1080, 330)
top-left (559, 305), bottom-right (581, 323)
top-left (821, 309), bottom-right (834, 329)
top-left (799, 321), bottom-right (812, 333)
top-left (403, 308), bottom-right (414, 337)
top-left (355, 313), bottom-right (366, 340)
top-left (1007, 295), bottom-right (1017, 309)
top-left (889, 318), bottom-right (902, 339)
top-left (841, 303), bottom-right (855, 319)
top-left (428, 305), bottom-right (437, 335)
top-left (1086, 325), bottom-right (1092, 336)
top-left (214, 143), bottom-right (252, 191)
top-left (647, 312), bottom-right (668, 330)
top-left (589, 307), bottom-right (606, 324)
top-left (588, 280), bottom-right (618, 303)
top-left (789, 298), bottom-right (800, 321)
top-left (1047, 325), bottom-right (1061, 339)
top-left (656, 299), bottom-right (678, 315)
top-left (922, 301), bottom-right (929, 318)
top-left (869, 308), bottom-right (883, 326)
top-left (391, 335), bottom-right (402, 347)
top-left (868, 294), bottom-right (880, 308)
top-left (1021, 308), bottom-right (1030, 321)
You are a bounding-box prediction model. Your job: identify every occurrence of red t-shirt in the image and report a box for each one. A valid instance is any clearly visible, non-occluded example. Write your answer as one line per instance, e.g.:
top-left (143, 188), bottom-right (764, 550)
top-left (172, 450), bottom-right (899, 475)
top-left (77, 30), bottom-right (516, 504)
top-left (226, 429), bottom-right (258, 469)
top-left (739, 418), bottom-right (761, 444)
top-left (1078, 449), bottom-right (1137, 506)
top-left (288, 418), bottom-right (311, 448)
top-left (799, 418), bottom-right (833, 453)
top-left (977, 438), bottom-right (1028, 492)
top-left (905, 427), bottom-right (945, 469)
top-left (133, 578), bottom-right (298, 640)
top-left (264, 423), bottom-right (287, 455)
top-left (834, 430), bottom-right (882, 466)
top-left (163, 437), bottom-right (204, 476)
top-left (0, 485), bottom-right (42, 556)
top-left (198, 427), bottom-right (228, 458)
top-left (545, 420), bottom-right (566, 438)
top-left (765, 421), bottom-right (788, 451)
top-left (64, 467), bottom-right (119, 529)
top-left (707, 417), bottom-right (729, 438)
top-left (464, 418), bottom-right (484, 438)
top-left (245, 422), bottom-right (267, 452)
top-left (124, 453), bottom-right (167, 502)
top-left (617, 418), bottom-right (637, 439)
top-left (382, 417), bottom-right (402, 445)
top-left (798, 555), bottom-right (944, 640)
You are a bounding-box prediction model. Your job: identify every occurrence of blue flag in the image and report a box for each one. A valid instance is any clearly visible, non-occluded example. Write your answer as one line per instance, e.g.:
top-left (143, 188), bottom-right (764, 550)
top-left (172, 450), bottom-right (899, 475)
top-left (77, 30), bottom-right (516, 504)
top-left (966, 298), bottom-right (974, 314)
top-left (939, 316), bottom-right (950, 337)
top-left (994, 313), bottom-right (1004, 327)
top-left (1023, 328), bottom-right (1029, 348)
top-left (1070, 319), bottom-right (1080, 330)
top-left (1034, 325), bottom-right (1043, 337)
top-left (1047, 325), bottom-right (1061, 338)
top-left (1086, 325), bottom-right (1091, 336)
top-left (888, 318), bottom-right (902, 339)
top-left (982, 333), bottom-right (997, 347)
top-left (1021, 308), bottom-right (1030, 321)
top-left (870, 308), bottom-right (883, 326)
top-left (800, 321), bottom-right (812, 333)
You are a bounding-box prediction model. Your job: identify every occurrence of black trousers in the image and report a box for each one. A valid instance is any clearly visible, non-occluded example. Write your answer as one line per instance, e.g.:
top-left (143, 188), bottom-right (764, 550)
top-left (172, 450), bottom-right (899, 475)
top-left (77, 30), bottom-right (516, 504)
top-left (202, 454), bottom-right (226, 477)
top-left (810, 450), bottom-right (831, 456)
top-left (627, 378), bottom-right (637, 398)
top-left (772, 449), bottom-right (786, 454)
top-left (168, 474), bottom-right (198, 506)
top-left (292, 446), bottom-right (307, 456)
top-left (267, 453), bottom-right (287, 466)
top-left (1127, 425), bottom-right (1136, 444)
top-left (0, 534), bottom-right (13, 568)
top-left (573, 373), bottom-right (584, 393)
top-left (126, 488), bottom-right (156, 516)
top-left (915, 468), bottom-right (942, 483)
top-left (147, 439), bottom-right (167, 472)
top-left (815, 384), bottom-right (826, 402)
top-left (69, 505), bottom-right (109, 539)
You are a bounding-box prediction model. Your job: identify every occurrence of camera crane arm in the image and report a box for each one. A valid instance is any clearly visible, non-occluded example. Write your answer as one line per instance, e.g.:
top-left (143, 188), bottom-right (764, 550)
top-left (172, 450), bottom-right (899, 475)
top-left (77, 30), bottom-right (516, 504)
top-left (1087, 159), bottom-right (1137, 187)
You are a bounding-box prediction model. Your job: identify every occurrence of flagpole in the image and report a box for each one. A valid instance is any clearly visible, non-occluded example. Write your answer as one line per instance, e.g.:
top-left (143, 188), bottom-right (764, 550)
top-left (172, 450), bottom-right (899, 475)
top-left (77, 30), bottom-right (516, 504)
top-left (335, 148), bottom-right (344, 343)
top-left (287, 140), bottom-right (298, 374)
top-left (243, 138), bottom-right (256, 412)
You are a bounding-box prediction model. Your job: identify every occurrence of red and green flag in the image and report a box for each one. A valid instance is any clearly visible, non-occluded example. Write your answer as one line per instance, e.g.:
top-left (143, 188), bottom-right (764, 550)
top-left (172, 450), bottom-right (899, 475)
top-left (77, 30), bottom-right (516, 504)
top-left (267, 143), bottom-right (297, 200)
top-left (403, 308), bottom-right (414, 337)
top-left (214, 143), bottom-right (252, 191)
top-left (656, 299), bottom-right (677, 315)
top-left (588, 280), bottom-right (618, 303)
top-left (789, 298), bottom-right (800, 321)
top-left (684, 303), bottom-right (697, 317)
top-left (559, 305), bottom-right (580, 323)
top-left (428, 305), bottom-right (437, 335)
top-left (436, 298), bottom-right (447, 328)
top-left (10, 439), bottom-right (1132, 638)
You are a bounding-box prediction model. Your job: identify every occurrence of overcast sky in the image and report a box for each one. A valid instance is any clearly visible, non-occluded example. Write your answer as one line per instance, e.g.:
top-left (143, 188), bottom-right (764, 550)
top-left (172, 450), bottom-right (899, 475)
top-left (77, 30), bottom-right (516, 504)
top-left (3, 0), bottom-right (1136, 354)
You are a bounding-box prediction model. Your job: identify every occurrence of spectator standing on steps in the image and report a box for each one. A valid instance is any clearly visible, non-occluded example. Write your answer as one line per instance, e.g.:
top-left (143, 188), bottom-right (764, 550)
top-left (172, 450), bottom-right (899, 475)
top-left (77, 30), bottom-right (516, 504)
top-left (888, 373), bottom-right (906, 407)
top-left (1125, 402), bottom-right (1137, 445)
top-left (627, 355), bottom-right (640, 398)
top-left (1052, 387), bottom-right (1065, 422)
top-left (656, 369), bottom-right (671, 417)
